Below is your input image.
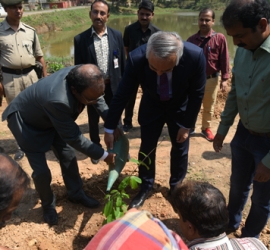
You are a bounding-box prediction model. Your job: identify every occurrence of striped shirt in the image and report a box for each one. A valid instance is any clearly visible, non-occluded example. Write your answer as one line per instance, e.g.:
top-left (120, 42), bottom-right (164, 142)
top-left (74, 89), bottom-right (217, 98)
top-left (188, 233), bottom-right (267, 250)
top-left (85, 208), bottom-right (188, 250)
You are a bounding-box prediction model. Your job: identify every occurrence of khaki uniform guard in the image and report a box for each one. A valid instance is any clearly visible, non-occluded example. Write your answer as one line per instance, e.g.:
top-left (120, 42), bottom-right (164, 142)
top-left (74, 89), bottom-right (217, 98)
top-left (0, 20), bottom-right (44, 103)
top-left (0, 0), bottom-right (47, 161)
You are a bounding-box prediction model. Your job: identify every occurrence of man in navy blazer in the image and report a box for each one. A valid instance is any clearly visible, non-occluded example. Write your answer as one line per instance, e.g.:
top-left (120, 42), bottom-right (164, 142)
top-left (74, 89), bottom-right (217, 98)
top-left (74, 0), bottom-right (125, 164)
top-left (104, 31), bottom-right (206, 208)
top-left (2, 65), bottom-right (115, 226)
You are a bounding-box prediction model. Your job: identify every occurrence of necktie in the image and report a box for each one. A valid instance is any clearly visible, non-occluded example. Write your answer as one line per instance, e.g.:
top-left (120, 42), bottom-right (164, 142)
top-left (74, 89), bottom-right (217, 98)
top-left (159, 73), bottom-right (170, 101)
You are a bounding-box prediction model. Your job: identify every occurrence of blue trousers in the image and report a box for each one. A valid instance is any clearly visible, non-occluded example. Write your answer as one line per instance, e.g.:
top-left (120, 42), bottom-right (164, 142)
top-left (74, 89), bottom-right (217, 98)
top-left (138, 113), bottom-right (189, 191)
top-left (228, 121), bottom-right (270, 237)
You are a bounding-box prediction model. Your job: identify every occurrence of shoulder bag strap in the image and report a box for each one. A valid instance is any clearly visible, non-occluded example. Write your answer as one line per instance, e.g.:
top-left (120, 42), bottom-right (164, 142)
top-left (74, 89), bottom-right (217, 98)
top-left (199, 32), bottom-right (217, 48)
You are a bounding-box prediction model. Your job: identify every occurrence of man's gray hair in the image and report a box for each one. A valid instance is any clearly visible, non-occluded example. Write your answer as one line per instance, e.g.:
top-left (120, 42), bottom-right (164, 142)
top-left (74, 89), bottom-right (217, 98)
top-left (146, 31), bottom-right (184, 66)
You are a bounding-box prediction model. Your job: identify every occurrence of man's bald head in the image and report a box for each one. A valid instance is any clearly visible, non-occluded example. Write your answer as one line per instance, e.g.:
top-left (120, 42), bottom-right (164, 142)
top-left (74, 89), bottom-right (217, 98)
top-left (78, 63), bottom-right (102, 76)
top-left (66, 64), bottom-right (105, 94)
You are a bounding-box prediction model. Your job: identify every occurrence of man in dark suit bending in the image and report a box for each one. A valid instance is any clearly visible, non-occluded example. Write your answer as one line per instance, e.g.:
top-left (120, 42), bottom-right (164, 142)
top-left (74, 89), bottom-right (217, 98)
top-left (74, 0), bottom-right (125, 165)
top-left (2, 64), bottom-right (114, 226)
top-left (104, 31), bottom-right (206, 208)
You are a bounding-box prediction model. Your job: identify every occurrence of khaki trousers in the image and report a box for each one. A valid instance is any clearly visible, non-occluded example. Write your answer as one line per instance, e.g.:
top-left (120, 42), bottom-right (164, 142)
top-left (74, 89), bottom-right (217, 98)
top-left (201, 76), bottom-right (219, 130)
top-left (3, 69), bottom-right (38, 104)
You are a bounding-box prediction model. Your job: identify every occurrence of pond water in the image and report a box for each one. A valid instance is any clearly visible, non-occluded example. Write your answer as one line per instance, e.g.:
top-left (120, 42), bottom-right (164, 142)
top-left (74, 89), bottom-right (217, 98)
top-left (40, 11), bottom-right (236, 63)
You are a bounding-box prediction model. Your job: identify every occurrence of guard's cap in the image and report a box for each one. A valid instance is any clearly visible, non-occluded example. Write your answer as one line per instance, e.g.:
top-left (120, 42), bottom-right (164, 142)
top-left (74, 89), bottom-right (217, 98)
top-left (0, 0), bottom-right (22, 7)
top-left (138, 0), bottom-right (154, 12)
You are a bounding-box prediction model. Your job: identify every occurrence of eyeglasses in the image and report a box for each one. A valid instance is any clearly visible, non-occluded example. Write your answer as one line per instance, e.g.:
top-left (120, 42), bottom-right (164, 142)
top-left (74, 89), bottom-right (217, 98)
top-left (80, 93), bottom-right (105, 104)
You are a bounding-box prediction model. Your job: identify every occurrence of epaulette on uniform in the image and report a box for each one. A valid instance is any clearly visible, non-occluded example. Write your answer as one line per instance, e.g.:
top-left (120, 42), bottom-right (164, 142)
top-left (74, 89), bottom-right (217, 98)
top-left (21, 22), bottom-right (35, 31)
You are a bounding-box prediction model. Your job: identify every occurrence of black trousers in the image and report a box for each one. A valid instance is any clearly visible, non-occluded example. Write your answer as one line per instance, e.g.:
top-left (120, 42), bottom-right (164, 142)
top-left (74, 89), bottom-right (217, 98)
top-left (123, 85), bottom-right (138, 126)
top-left (138, 113), bottom-right (190, 191)
top-left (26, 132), bottom-right (84, 198)
top-left (7, 112), bottom-right (86, 207)
top-left (87, 83), bottom-right (114, 146)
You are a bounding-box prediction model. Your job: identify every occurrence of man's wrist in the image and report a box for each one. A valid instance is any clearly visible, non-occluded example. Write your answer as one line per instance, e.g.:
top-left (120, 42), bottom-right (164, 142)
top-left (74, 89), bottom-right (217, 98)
top-left (100, 151), bottom-right (108, 161)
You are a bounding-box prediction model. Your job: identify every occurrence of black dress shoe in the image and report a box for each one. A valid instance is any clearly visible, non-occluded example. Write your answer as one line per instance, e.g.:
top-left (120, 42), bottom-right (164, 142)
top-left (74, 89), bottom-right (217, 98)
top-left (128, 189), bottom-right (151, 209)
top-left (14, 149), bottom-right (24, 161)
top-left (0, 147), bottom-right (4, 153)
top-left (91, 158), bottom-right (99, 164)
top-left (43, 207), bottom-right (58, 226)
top-left (123, 124), bottom-right (133, 132)
top-left (69, 194), bottom-right (100, 208)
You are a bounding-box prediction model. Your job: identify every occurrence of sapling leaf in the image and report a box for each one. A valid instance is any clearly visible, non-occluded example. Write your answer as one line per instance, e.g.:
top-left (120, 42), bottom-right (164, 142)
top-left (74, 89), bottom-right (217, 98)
top-left (116, 197), bottom-right (122, 207)
top-left (110, 190), bottom-right (119, 195)
top-left (122, 204), bottom-right (128, 213)
top-left (106, 214), bottom-right (113, 223)
top-left (122, 176), bottom-right (130, 183)
top-left (129, 158), bottom-right (140, 165)
top-left (118, 183), bottom-right (127, 191)
top-left (130, 176), bottom-right (142, 183)
top-left (139, 151), bottom-right (152, 165)
top-left (103, 200), bottom-right (113, 217)
top-left (104, 194), bottom-right (110, 200)
top-left (103, 138), bottom-right (164, 224)
top-left (121, 193), bottom-right (129, 199)
top-left (138, 161), bottom-right (150, 170)
top-left (139, 152), bottom-right (147, 157)
top-left (131, 154), bottom-right (150, 170)
top-left (114, 207), bottom-right (121, 219)
top-left (118, 177), bottom-right (129, 190)
top-left (130, 178), bottom-right (139, 189)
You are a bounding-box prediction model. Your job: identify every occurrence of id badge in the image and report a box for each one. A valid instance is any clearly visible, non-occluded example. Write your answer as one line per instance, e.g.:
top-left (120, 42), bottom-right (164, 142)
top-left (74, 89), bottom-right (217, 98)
top-left (114, 58), bottom-right (119, 68)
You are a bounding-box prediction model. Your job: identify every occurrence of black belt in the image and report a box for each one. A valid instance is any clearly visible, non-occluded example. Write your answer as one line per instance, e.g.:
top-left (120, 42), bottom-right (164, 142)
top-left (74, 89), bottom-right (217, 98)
top-left (2, 66), bottom-right (34, 75)
top-left (249, 130), bottom-right (270, 138)
top-left (207, 72), bottom-right (219, 79)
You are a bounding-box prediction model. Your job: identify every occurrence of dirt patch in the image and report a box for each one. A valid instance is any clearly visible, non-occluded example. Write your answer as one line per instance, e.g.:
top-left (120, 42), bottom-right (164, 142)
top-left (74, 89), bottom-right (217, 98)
top-left (35, 23), bottom-right (64, 34)
top-left (1, 85), bottom-right (270, 249)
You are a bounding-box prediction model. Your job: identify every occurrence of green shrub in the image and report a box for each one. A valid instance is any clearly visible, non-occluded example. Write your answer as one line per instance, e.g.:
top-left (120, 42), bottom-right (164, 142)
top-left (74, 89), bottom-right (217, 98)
top-left (47, 62), bottom-right (64, 73)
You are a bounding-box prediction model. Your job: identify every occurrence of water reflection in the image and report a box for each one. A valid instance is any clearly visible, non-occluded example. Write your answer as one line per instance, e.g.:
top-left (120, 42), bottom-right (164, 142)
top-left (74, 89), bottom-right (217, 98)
top-left (40, 12), bottom-right (237, 63)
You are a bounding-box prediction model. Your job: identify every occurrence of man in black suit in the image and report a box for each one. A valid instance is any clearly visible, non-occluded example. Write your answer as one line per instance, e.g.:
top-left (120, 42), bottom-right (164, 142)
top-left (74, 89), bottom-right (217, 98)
top-left (74, 0), bottom-right (125, 164)
top-left (2, 64), bottom-right (114, 226)
top-left (104, 31), bottom-right (206, 208)
top-left (122, 0), bottom-right (160, 132)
